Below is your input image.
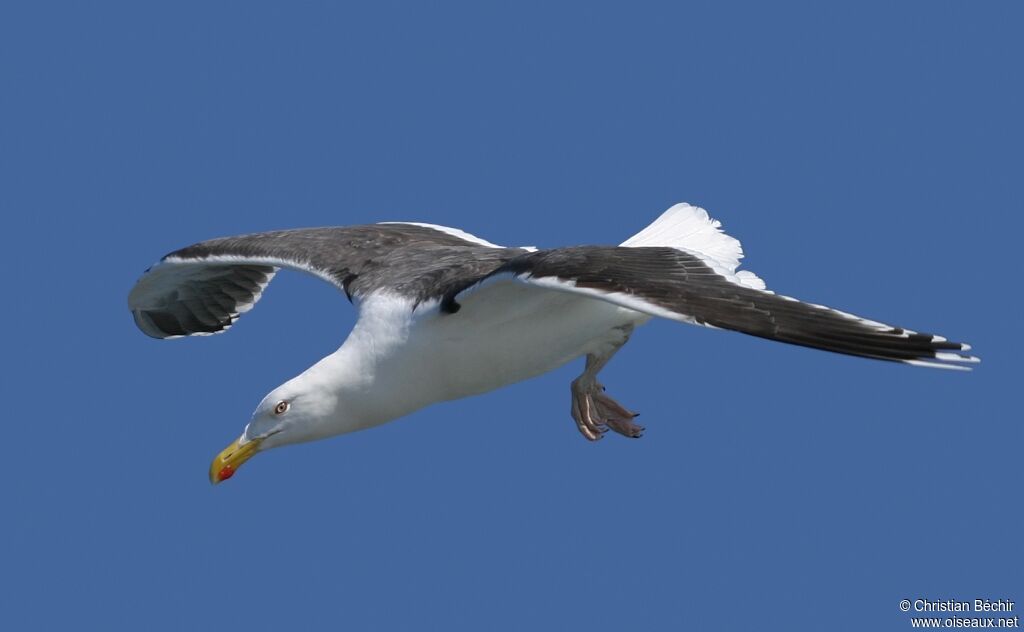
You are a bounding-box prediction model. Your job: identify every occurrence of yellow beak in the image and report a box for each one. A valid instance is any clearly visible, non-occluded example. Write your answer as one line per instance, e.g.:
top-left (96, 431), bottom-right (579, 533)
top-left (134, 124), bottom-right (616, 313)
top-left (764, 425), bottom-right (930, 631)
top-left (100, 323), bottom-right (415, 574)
top-left (209, 435), bottom-right (262, 484)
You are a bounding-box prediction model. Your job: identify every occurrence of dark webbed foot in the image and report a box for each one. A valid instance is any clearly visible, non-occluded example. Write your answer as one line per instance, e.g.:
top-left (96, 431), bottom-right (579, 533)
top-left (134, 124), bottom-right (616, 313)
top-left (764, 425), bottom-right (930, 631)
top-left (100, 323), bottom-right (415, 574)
top-left (570, 378), bottom-right (644, 441)
top-left (568, 325), bottom-right (643, 441)
top-left (595, 391), bottom-right (644, 438)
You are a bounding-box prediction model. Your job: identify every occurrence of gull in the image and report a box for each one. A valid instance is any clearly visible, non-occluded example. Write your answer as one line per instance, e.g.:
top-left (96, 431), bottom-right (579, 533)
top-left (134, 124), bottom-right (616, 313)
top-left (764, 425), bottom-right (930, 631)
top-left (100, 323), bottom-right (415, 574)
top-left (127, 203), bottom-right (977, 483)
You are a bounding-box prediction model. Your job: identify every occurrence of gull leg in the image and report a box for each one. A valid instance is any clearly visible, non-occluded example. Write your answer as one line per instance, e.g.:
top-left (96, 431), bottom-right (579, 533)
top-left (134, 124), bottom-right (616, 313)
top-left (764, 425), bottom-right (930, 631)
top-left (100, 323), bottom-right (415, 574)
top-left (569, 326), bottom-right (644, 441)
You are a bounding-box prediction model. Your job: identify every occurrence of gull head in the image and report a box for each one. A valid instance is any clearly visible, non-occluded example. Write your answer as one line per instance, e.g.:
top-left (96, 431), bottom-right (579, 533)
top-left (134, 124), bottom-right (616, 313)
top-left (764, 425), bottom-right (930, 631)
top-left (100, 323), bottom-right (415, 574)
top-left (208, 372), bottom-right (340, 484)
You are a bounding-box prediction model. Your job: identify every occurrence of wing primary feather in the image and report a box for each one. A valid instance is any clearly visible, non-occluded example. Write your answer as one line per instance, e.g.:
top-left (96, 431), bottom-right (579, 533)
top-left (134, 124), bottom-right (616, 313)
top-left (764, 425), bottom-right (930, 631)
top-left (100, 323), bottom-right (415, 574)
top-left (129, 223), bottom-right (521, 339)
top-left (491, 246), bottom-right (976, 369)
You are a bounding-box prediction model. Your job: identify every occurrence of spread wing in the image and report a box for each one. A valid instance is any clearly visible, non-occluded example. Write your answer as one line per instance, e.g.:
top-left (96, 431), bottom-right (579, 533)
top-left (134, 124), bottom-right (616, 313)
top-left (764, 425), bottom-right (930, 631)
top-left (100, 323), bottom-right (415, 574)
top-left (456, 246), bottom-right (978, 370)
top-left (128, 223), bottom-right (522, 339)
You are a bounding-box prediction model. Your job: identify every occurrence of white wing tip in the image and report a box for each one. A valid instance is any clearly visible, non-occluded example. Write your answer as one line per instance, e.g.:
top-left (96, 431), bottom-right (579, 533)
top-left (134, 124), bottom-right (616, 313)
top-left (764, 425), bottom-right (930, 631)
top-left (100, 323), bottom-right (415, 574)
top-left (904, 359), bottom-right (974, 371)
top-left (934, 352), bottom-right (981, 363)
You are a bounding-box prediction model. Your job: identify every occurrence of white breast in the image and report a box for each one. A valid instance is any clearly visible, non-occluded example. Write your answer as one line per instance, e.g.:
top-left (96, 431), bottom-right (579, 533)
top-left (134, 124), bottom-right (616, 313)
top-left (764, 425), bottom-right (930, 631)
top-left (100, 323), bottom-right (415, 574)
top-left (358, 282), bottom-right (648, 421)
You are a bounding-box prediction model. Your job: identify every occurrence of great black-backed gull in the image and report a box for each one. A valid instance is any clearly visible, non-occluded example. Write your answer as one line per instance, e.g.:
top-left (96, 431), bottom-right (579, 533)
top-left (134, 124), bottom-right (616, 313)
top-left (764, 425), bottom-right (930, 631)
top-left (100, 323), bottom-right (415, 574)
top-left (127, 203), bottom-right (977, 483)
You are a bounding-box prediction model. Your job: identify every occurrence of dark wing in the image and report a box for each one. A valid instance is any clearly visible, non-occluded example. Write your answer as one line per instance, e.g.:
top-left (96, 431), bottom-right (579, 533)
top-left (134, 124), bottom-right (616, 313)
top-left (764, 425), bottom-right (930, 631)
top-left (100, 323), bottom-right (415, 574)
top-left (128, 223), bottom-right (522, 339)
top-left (464, 246), bottom-right (978, 370)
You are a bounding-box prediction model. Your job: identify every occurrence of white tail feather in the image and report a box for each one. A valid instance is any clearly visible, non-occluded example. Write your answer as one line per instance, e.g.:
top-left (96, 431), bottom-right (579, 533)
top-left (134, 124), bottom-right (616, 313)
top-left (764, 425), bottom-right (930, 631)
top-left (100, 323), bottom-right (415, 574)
top-left (621, 203), bottom-right (767, 290)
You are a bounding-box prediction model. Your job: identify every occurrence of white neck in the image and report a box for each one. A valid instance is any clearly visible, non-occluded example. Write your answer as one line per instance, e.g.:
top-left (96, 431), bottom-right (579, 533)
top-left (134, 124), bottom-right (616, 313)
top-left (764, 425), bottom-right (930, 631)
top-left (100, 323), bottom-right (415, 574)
top-left (302, 294), bottom-right (442, 439)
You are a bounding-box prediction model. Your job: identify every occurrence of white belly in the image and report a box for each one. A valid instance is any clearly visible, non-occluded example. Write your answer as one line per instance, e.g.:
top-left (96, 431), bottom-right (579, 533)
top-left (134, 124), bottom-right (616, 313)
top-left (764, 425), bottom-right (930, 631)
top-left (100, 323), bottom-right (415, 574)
top-left (377, 281), bottom-right (649, 411)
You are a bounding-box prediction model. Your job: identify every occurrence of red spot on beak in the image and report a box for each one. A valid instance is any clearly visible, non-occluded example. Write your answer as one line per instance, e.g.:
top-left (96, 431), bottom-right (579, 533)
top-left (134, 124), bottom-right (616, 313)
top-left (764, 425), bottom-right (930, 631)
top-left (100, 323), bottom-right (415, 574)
top-left (218, 465), bottom-right (235, 481)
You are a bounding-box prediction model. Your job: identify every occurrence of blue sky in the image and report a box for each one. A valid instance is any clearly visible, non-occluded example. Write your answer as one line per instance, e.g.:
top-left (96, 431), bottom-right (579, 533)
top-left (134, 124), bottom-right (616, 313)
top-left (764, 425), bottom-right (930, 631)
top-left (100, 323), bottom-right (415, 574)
top-left (2, 2), bottom-right (1020, 630)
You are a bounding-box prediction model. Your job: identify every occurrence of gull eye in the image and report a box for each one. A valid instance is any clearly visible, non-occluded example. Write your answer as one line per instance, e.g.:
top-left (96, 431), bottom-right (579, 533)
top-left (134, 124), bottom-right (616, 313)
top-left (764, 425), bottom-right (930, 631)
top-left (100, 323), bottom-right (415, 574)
top-left (273, 401), bottom-right (289, 415)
